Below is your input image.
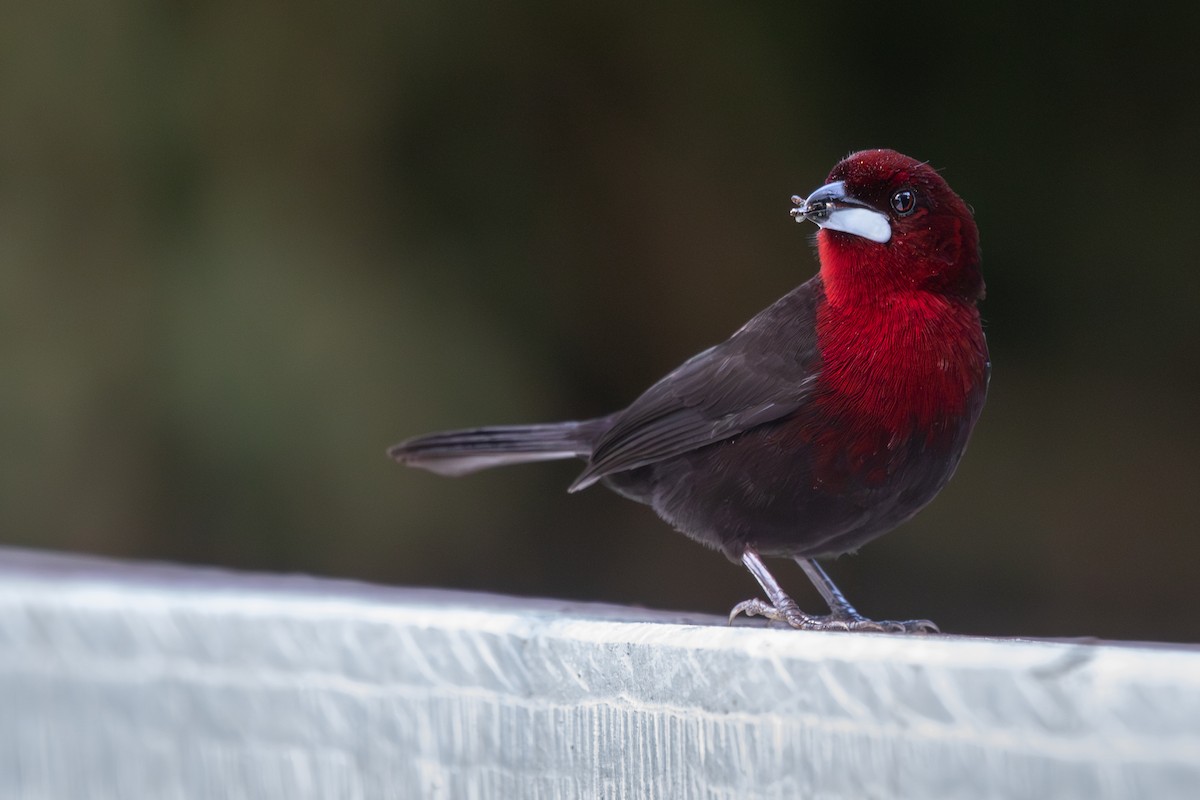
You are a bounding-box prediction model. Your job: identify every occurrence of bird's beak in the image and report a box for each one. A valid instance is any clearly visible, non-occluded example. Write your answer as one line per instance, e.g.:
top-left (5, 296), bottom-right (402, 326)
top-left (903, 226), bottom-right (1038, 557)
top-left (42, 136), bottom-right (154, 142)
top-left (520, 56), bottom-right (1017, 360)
top-left (790, 181), bottom-right (891, 244)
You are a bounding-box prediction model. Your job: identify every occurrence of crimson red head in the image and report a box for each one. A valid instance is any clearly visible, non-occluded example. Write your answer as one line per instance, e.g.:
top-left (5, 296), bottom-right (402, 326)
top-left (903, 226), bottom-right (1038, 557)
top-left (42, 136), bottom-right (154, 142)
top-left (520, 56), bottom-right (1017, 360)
top-left (796, 149), bottom-right (983, 305)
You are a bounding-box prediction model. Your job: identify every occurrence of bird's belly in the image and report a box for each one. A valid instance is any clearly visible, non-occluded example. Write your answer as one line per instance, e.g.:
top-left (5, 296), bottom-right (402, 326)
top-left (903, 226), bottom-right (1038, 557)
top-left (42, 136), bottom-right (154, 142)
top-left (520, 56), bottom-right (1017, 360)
top-left (605, 415), bottom-right (972, 561)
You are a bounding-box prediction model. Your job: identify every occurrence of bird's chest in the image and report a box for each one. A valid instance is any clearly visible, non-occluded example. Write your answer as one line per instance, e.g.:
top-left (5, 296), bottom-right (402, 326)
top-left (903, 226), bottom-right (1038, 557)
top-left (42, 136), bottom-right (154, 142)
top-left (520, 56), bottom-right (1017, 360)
top-left (803, 297), bottom-right (988, 488)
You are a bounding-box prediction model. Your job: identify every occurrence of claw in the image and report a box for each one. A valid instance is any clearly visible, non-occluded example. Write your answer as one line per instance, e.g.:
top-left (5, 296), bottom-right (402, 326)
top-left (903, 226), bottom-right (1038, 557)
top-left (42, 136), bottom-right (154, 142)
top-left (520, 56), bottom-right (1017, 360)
top-left (728, 598), bottom-right (770, 624)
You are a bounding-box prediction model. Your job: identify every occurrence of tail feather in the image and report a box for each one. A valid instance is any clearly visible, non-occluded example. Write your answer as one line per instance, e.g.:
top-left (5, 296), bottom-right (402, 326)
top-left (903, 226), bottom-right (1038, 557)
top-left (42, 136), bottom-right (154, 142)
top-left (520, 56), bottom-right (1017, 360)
top-left (389, 421), bottom-right (600, 477)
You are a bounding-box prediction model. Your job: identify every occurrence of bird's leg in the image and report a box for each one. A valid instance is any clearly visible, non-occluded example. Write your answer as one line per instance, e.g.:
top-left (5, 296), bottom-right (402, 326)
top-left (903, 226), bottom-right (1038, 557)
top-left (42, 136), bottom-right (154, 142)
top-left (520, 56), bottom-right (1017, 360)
top-left (730, 549), bottom-right (939, 633)
top-left (794, 557), bottom-right (862, 620)
top-left (729, 548), bottom-right (826, 629)
top-left (794, 557), bottom-right (940, 634)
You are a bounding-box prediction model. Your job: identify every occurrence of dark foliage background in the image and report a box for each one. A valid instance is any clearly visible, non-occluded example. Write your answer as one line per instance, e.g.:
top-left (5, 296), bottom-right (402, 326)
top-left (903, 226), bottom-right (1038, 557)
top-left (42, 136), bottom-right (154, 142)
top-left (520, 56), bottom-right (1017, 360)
top-left (3, 3), bottom-right (1198, 641)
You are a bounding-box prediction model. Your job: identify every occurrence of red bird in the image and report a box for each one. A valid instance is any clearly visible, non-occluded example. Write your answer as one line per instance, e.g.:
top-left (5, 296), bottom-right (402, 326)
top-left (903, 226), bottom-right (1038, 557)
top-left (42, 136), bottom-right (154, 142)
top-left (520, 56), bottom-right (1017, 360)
top-left (391, 149), bottom-right (989, 632)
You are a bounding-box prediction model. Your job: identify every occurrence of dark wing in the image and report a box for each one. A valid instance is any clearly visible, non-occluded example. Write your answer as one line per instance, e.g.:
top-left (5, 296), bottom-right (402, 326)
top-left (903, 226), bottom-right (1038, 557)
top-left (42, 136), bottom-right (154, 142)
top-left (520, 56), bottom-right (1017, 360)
top-left (569, 277), bottom-right (824, 491)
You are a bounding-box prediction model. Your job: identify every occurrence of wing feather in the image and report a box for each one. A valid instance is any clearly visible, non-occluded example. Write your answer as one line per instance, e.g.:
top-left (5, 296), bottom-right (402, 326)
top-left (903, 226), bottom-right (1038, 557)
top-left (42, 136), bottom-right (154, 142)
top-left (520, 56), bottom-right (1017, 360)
top-left (569, 279), bottom-right (824, 491)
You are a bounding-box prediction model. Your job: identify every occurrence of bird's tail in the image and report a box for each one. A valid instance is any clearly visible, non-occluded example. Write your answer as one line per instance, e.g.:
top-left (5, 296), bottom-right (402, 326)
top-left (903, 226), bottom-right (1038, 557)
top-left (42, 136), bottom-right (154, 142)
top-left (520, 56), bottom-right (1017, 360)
top-left (388, 419), bottom-right (604, 477)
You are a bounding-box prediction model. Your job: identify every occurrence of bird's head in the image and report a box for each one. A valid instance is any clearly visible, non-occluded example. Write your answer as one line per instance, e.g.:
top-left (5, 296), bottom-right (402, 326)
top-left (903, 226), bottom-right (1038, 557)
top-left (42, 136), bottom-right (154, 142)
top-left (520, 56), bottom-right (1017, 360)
top-left (792, 149), bottom-right (984, 305)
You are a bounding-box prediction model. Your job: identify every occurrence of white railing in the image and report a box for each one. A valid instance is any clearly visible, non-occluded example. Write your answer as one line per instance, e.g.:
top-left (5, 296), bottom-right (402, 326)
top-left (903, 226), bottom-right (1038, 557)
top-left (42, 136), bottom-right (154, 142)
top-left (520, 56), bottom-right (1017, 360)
top-left (1, 546), bottom-right (1197, 799)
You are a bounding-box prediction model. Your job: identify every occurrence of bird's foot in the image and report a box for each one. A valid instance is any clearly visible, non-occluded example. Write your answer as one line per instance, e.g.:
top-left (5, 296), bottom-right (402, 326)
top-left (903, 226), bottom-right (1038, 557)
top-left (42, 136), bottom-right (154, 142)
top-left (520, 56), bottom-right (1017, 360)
top-left (730, 598), bottom-right (938, 633)
top-left (729, 597), bottom-right (824, 629)
top-left (824, 610), bottom-right (940, 634)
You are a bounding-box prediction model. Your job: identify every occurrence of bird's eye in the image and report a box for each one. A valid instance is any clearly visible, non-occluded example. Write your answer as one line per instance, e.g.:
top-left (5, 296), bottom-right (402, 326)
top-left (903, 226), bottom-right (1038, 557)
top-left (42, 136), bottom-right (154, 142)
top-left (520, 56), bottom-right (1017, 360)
top-left (890, 189), bottom-right (917, 216)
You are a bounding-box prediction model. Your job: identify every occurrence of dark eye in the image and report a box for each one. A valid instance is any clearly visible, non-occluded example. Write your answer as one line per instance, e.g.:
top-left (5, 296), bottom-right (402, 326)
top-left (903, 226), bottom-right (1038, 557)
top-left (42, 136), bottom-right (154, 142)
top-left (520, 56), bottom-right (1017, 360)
top-left (890, 189), bottom-right (916, 216)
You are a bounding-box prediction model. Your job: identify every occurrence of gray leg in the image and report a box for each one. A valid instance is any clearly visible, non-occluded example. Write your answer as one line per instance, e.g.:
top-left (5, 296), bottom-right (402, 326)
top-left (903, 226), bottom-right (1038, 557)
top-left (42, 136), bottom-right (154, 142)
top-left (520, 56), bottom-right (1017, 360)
top-left (729, 548), bottom-right (823, 629)
top-left (795, 557), bottom-right (862, 619)
top-left (794, 556), bottom-right (940, 634)
top-left (727, 548), bottom-right (939, 632)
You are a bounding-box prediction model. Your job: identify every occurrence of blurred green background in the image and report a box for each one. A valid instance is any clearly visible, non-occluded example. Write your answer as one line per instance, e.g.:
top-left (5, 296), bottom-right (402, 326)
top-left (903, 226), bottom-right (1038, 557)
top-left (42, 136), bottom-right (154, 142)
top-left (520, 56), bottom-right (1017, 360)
top-left (3, 3), bottom-right (1198, 642)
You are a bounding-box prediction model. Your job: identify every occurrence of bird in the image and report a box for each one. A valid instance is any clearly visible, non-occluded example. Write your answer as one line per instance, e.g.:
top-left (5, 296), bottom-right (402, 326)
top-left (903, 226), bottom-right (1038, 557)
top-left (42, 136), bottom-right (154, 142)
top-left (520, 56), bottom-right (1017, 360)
top-left (390, 149), bottom-right (989, 632)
